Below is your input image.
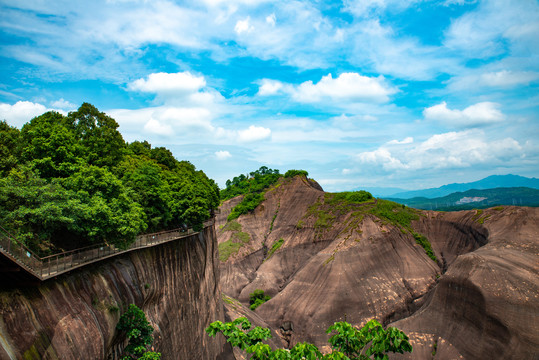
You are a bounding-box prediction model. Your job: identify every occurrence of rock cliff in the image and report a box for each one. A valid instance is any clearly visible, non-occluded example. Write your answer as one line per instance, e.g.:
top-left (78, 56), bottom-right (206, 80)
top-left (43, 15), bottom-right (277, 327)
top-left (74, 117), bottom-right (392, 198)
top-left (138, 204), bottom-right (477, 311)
top-left (217, 176), bottom-right (539, 358)
top-left (0, 226), bottom-right (230, 360)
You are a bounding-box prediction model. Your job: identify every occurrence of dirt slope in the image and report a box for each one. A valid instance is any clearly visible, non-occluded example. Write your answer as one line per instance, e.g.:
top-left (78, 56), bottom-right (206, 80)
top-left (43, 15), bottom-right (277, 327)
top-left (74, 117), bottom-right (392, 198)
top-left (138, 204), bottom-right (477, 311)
top-left (217, 176), bottom-right (539, 359)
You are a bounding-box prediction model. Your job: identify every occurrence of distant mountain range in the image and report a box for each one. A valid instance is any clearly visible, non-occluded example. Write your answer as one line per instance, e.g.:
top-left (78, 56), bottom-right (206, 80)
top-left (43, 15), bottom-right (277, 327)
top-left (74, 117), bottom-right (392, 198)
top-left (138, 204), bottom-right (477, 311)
top-left (364, 174), bottom-right (539, 199)
top-left (387, 187), bottom-right (539, 211)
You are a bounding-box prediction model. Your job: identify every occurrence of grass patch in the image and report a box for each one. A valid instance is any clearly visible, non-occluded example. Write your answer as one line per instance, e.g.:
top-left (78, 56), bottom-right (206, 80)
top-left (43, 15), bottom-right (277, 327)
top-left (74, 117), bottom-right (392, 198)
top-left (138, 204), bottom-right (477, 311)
top-left (315, 211), bottom-right (336, 229)
top-left (493, 206), bottom-right (504, 211)
top-left (368, 199), bottom-right (419, 230)
top-left (222, 220), bottom-right (242, 232)
top-left (266, 238), bottom-right (284, 259)
top-left (413, 232), bottom-right (437, 262)
top-left (296, 220), bottom-right (304, 229)
top-left (219, 240), bottom-right (243, 262)
top-left (233, 231), bottom-right (250, 243)
top-left (472, 209), bottom-right (483, 221)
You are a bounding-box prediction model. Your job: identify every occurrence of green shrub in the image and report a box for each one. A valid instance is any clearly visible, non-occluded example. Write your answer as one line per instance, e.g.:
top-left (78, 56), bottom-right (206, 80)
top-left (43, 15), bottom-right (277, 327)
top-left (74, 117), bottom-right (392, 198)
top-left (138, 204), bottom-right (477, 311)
top-left (249, 289), bottom-right (271, 311)
top-left (266, 238), bottom-right (284, 259)
top-left (206, 317), bottom-right (412, 359)
top-left (228, 193), bottom-right (265, 221)
top-left (284, 169), bottom-right (309, 178)
top-left (116, 304), bottom-right (158, 359)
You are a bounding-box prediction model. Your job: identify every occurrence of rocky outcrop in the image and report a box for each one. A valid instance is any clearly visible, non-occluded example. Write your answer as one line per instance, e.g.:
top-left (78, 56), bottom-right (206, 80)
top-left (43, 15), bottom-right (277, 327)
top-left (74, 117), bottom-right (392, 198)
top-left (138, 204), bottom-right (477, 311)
top-left (217, 176), bottom-right (539, 358)
top-left (0, 226), bottom-right (229, 360)
top-left (391, 206), bottom-right (539, 359)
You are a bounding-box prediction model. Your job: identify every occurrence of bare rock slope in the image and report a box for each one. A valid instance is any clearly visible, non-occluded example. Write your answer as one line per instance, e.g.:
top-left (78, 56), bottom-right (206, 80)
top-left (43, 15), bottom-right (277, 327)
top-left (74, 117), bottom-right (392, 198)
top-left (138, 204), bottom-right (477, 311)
top-left (217, 176), bottom-right (539, 359)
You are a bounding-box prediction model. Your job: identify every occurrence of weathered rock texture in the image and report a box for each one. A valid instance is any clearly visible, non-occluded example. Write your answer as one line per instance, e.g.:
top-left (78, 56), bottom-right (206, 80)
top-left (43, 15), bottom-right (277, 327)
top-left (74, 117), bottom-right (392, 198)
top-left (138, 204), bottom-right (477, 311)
top-left (0, 226), bottom-right (230, 360)
top-left (217, 176), bottom-right (539, 359)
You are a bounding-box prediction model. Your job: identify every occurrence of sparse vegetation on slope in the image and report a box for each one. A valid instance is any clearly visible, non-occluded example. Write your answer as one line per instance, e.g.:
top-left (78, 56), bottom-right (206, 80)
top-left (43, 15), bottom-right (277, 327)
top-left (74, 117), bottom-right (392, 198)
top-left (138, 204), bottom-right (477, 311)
top-left (219, 220), bottom-right (251, 261)
top-left (304, 192), bottom-right (438, 261)
top-left (223, 167), bottom-right (309, 221)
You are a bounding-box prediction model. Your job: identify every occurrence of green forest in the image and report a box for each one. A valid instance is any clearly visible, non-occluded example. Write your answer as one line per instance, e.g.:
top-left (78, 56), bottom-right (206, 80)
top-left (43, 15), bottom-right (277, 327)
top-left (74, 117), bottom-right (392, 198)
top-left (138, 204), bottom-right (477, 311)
top-left (0, 103), bottom-right (219, 255)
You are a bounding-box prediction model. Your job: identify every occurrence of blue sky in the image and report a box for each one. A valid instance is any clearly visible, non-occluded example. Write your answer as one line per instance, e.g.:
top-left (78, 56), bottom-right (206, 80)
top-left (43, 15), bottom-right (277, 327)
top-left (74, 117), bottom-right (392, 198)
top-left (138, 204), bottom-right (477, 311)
top-left (1, 0), bottom-right (538, 192)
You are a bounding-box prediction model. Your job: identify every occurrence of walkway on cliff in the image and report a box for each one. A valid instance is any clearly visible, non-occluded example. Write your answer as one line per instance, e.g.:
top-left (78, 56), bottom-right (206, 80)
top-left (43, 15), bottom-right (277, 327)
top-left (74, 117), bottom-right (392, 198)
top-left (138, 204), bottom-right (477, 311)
top-left (0, 219), bottom-right (214, 282)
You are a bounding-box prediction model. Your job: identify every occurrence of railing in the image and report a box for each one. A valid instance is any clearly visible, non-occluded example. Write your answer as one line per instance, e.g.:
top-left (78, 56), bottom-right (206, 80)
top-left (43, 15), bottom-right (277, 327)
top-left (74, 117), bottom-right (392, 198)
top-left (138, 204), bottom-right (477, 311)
top-left (0, 219), bottom-right (214, 281)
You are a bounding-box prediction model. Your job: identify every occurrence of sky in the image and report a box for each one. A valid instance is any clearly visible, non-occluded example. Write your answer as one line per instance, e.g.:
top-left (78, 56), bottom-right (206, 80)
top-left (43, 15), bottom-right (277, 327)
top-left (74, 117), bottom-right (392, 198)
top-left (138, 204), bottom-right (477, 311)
top-left (0, 0), bottom-right (538, 192)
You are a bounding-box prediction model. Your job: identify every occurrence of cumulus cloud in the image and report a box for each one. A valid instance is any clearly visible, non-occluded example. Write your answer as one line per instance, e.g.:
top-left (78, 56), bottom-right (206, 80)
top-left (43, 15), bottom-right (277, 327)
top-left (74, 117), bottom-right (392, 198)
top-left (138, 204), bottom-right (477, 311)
top-left (215, 150), bottom-right (232, 159)
top-left (129, 72), bottom-right (206, 95)
top-left (237, 125), bottom-right (271, 142)
top-left (295, 73), bottom-right (396, 103)
top-left (143, 118), bottom-right (174, 136)
top-left (356, 129), bottom-right (523, 173)
top-left (0, 101), bottom-right (48, 127)
top-left (50, 98), bottom-right (77, 110)
top-left (423, 101), bottom-right (504, 127)
top-left (234, 17), bottom-right (254, 34)
top-left (257, 79), bottom-right (285, 96)
top-left (258, 73), bottom-right (396, 104)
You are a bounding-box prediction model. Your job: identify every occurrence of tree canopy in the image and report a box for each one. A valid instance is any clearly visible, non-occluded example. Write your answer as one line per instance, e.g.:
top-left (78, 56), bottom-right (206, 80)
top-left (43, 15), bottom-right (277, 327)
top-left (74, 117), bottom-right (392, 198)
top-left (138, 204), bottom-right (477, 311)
top-left (0, 103), bottom-right (219, 254)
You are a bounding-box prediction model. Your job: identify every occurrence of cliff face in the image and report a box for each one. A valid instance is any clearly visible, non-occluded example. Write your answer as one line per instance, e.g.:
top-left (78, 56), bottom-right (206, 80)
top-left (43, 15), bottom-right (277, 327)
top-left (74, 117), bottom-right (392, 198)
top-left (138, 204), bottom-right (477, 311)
top-left (0, 226), bottom-right (229, 360)
top-left (217, 176), bottom-right (539, 358)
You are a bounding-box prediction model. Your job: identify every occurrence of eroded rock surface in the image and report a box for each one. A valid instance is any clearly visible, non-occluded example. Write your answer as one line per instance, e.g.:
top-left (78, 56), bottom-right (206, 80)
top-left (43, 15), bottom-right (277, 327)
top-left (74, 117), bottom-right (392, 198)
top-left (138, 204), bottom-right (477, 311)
top-left (0, 226), bottom-right (229, 360)
top-left (218, 176), bottom-right (539, 358)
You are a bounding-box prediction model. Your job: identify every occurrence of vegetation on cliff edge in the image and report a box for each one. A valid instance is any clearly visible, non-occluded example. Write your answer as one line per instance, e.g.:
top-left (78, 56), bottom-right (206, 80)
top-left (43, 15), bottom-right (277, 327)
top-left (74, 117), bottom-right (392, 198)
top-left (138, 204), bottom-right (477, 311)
top-left (223, 167), bottom-right (309, 221)
top-left (0, 104), bottom-right (219, 255)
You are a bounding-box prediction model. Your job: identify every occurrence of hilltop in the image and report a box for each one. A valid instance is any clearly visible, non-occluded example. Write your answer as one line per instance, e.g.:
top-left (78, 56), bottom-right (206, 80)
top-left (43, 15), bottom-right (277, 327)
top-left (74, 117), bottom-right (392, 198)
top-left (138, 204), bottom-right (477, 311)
top-left (217, 174), bottom-right (539, 359)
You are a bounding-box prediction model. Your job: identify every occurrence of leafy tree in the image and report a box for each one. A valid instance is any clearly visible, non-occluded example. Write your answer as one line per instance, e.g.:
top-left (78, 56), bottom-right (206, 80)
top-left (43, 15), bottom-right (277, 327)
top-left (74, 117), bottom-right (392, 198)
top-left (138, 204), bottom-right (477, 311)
top-left (0, 165), bottom-right (82, 254)
top-left (67, 102), bottom-right (126, 168)
top-left (117, 304), bottom-right (160, 360)
top-left (61, 165), bottom-right (146, 248)
top-left (20, 111), bottom-right (82, 179)
top-left (0, 120), bottom-right (22, 176)
top-left (221, 166), bottom-right (281, 201)
top-left (249, 289), bottom-right (271, 310)
top-left (206, 317), bottom-right (412, 360)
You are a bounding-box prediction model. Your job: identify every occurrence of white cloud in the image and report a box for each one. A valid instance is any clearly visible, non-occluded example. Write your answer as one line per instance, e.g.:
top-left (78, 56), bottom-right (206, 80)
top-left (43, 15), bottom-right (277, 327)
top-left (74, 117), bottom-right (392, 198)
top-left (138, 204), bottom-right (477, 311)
top-left (423, 101), bottom-right (504, 127)
top-left (234, 17), bottom-right (254, 34)
top-left (257, 79), bottom-right (286, 96)
top-left (480, 70), bottom-right (539, 88)
top-left (444, 0), bottom-right (539, 59)
top-left (357, 148), bottom-right (408, 170)
top-left (215, 150), bottom-right (232, 159)
top-left (237, 125), bottom-right (271, 142)
top-left (258, 73), bottom-right (396, 104)
top-left (50, 98), bottom-right (77, 110)
top-left (0, 101), bottom-right (48, 128)
top-left (388, 137), bottom-right (413, 145)
top-left (356, 130), bottom-right (523, 173)
top-left (143, 118), bottom-right (174, 136)
top-left (129, 72), bottom-right (206, 95)
top-left (266, 13), bottom-right (276, 26)
top-left (294, 73), bottom-right (396, 103)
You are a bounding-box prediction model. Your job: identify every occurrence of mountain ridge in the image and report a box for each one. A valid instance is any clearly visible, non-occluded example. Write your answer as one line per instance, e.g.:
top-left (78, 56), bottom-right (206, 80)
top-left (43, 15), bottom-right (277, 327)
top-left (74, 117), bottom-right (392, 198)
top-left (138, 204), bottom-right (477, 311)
top-left (370, 174), bottom-right (539, 199)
